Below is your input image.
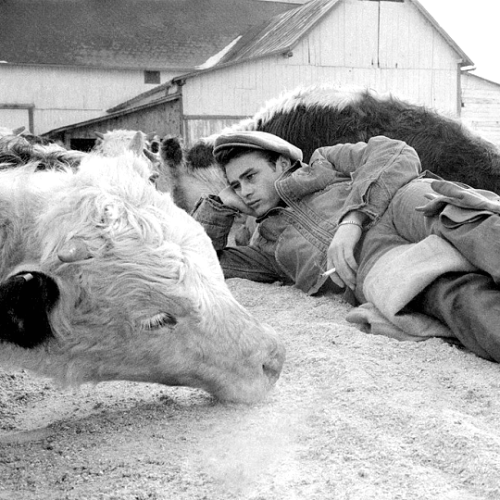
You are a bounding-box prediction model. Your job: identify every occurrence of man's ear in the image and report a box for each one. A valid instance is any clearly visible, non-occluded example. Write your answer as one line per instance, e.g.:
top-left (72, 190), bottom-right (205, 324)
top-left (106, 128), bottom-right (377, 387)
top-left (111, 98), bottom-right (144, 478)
top-left (276, 156), bottom-right (291, 174)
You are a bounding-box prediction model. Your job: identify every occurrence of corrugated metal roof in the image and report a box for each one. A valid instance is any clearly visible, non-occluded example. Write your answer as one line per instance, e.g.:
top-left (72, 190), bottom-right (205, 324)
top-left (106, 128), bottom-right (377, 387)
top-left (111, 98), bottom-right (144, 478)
top-left (0, 0), bottom-right (297, 70)
top-left (216, 0), bottom-right (340, 65)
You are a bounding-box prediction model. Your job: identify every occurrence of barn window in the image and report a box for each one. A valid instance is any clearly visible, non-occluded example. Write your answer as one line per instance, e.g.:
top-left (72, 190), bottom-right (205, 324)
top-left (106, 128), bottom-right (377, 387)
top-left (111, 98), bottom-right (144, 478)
top-left (144, 70), bottom-right (161, 84)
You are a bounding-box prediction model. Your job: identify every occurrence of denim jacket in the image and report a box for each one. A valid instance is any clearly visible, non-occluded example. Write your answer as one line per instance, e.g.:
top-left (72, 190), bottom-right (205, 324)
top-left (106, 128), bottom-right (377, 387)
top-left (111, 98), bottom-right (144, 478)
top-left (192, 136), bottom-right (421, 295)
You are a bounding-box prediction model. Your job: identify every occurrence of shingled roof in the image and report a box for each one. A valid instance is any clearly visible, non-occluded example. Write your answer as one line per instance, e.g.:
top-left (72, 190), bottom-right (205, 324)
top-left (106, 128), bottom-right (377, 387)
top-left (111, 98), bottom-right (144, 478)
top-left (0, 0), bottom-right (297, 70)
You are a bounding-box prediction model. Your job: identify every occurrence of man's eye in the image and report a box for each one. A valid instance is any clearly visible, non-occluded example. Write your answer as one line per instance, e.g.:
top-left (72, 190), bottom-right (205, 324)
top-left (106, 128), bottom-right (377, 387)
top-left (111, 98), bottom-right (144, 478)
top-left (246, 173), bottom-right (255, 181)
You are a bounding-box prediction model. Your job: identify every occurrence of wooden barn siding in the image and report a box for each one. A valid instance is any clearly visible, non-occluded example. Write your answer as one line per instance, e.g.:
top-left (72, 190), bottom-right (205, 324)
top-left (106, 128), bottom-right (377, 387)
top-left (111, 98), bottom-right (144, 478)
top-left (57, 100), bottom-right (182, 146)
top-left (185, 117), bottom-right (249, 145)
top-left (0, 65), bottom-right (178, 134)
top-left (461, 74), bottom-right (500, 146)
top-left (0, 106), bottom-right (33, 132)
top-left (182, 0), bottom-right (462, 144)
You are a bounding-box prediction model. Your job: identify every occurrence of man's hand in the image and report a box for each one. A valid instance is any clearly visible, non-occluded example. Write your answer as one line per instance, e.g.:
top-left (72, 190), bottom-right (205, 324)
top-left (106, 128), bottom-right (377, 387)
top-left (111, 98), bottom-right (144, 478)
top-left (218, 186), bottom-right (256, 216)
top-left (326, 211), bottom-right (367, 289)
top-left (415, 180), bottom-right (500, 217)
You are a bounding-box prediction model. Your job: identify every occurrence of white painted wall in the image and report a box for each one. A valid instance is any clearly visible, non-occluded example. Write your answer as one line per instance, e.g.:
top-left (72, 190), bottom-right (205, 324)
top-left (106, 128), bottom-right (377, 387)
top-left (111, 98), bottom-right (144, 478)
top-left (0, 65), bottom-right (178, 134)
top-left (461, 73), bottom-right (500, 146)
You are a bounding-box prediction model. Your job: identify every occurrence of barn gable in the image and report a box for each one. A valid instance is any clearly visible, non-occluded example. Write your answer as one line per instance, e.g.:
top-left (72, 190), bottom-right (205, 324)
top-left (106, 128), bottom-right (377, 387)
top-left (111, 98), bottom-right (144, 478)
top-left (178, 0), bottom-right (472, 75)
top-left (168, 0), bottom-right (475, 143)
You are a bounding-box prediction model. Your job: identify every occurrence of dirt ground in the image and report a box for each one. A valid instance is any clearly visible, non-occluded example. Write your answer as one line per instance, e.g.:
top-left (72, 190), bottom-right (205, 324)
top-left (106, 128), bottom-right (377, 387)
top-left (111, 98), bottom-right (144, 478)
top-left (1, 278), bottom-right (500, 500)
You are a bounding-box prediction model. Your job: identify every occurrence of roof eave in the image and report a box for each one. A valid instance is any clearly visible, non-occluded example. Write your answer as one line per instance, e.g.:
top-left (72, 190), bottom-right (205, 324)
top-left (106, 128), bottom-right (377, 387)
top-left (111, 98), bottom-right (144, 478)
top-left (107, 82), bottom-right (179, 113)
top-left (0, 60), bottom-right (195, 72)
top-left (172, 49), bottom-right (293, 85)
top-left (44, 93), bottom-right (181, 137)
top-left (461, 71), bottom-right (500, 88)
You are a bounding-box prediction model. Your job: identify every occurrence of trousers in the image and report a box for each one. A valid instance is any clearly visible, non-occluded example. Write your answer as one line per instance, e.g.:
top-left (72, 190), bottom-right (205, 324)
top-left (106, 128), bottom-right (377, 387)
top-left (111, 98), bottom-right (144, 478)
top-left (420, 272), bottom-right (500, 362)
top-left (359, 178), bottom-right (500, 362)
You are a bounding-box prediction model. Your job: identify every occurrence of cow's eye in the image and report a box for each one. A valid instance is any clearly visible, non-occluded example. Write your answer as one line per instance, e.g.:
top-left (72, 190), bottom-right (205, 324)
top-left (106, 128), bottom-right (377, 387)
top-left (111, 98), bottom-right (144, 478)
top-left (141, 312), bottom-right (177, 330)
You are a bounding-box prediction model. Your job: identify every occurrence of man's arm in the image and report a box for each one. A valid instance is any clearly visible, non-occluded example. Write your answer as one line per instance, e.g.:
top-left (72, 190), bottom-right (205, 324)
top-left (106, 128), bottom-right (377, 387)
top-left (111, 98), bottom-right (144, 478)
top-left (310, 135), bottom-right (422, 226)
top-left (313, 136), bottom-right (422, 289)
top-left (192, 195), bottom-right (287, 284)
top-left (326, 210), bottom-right (368, 289)
top-left (191, 195), bottom-right (239, 250)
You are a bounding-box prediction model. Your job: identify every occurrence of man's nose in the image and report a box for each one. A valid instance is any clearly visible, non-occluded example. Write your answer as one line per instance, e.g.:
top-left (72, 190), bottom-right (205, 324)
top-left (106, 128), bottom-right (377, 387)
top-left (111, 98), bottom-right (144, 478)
top-left (241, 183), bottom-right (253, 198)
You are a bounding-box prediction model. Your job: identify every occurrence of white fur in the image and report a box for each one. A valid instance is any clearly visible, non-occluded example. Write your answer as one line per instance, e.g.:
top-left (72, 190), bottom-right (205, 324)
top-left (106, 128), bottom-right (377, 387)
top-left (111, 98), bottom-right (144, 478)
top-left (0, 153), bottom-right (284, 402)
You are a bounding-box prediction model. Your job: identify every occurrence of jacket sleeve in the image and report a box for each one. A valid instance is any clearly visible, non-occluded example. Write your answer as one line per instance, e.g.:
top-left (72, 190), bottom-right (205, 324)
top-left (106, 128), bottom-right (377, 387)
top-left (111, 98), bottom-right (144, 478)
top-left (309, 136), bottom-right (422, 224)
top-left (191, 195), bottom-right (239, 250)
top-left (191, 196), bottom-right (288, 283)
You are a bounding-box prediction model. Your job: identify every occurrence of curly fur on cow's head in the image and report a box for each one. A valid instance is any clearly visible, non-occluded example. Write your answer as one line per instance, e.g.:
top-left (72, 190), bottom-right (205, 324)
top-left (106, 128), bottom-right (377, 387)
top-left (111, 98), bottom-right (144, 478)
top-left (0, 153), bottom-right (284, 402)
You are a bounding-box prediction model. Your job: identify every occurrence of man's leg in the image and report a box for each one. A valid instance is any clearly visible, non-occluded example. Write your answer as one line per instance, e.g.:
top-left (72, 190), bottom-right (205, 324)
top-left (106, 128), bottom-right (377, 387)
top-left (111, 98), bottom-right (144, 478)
top-left (417, 272), bottom-right (500, 362)
top-left (389, 179), bottom-right (500, 284)
top-left (427, 215), bottom-right (500, 285)
top-left (218, 246), bottom-right (292, 284)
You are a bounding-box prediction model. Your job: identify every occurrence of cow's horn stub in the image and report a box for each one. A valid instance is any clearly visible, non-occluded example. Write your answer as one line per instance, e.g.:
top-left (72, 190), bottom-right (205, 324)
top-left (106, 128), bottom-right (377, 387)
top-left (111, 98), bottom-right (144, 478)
top-left (143, 148), bottom-right (158, 162)
top-left (58, 239), bottom-right (91, 262)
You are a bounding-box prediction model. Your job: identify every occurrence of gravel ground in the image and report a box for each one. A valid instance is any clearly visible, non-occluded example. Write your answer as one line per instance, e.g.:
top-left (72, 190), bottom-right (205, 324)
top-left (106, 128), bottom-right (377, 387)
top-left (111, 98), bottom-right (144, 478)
top-left (1, 278), bottom-right (500, 500)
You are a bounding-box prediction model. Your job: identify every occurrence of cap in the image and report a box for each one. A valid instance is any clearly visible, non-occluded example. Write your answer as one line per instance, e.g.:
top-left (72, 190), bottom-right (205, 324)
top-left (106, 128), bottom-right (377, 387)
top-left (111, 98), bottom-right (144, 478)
top-left (213, 131), bottom-right (303, 162)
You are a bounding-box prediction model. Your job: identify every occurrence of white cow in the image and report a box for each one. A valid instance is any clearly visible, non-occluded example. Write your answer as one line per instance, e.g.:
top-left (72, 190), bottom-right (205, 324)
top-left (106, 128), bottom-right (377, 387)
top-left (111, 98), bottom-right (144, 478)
top-left (0, 152), bottom-right (285, 403)
top-left (94, 129), bottom-right (162, 185)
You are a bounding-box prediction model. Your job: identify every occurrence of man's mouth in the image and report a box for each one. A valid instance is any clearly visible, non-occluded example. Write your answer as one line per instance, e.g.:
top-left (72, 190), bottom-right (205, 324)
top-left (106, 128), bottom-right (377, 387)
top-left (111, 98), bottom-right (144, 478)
top-left (247, 200), bottom-right (260, 208)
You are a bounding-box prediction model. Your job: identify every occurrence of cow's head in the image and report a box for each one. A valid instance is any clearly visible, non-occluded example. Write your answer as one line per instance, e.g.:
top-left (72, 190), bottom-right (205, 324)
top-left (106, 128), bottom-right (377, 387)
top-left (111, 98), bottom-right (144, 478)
top-left (0, 154), bottom-right (285, 403)
top-left (94, 130), bottom-right (161, 186)
top-left (159, 135), bottom-right (228, 211)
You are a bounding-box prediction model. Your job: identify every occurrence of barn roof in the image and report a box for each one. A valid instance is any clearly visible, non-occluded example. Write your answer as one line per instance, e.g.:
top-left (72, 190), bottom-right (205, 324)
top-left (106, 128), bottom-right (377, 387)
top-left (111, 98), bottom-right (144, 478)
top-left (207, 0), bottom-right (340, 66)
top-left (171, 0), bottom-right (473, 80)
top-left (0, 0), bottom-right (297, 70)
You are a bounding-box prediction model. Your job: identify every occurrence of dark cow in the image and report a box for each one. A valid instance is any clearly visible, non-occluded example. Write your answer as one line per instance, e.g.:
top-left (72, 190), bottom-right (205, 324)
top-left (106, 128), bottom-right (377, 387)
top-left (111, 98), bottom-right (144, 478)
top-left (165, 85), bottom-right (500, 196)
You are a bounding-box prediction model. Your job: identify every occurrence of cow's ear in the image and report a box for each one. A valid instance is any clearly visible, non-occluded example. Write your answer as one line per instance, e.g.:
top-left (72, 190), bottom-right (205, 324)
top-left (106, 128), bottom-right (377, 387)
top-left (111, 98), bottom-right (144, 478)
top-left (160, 136), bottom-right (184, 165)
top-left (128, 131), bottom-right (145, 156)
top-left (0, 272), bottom-right (59, 348)
top-left (185, 142), bottom-right (214, 170)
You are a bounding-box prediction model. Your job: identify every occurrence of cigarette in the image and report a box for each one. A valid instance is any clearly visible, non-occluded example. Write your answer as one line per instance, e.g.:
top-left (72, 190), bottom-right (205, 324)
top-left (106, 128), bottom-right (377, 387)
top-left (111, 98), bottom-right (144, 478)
top-left (321, 267), bottom-right (336, 277)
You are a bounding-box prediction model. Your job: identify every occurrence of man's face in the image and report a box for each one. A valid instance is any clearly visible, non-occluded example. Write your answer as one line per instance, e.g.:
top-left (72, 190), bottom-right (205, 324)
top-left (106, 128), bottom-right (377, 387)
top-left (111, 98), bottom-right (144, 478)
top-left (225, 152), bottom-right (284, 217)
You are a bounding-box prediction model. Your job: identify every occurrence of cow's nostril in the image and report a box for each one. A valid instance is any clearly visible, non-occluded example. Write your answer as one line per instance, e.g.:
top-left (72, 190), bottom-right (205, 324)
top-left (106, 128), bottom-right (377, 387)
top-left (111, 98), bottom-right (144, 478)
top-left (261, 337), bottom-right (286, 384)
top-left (262, 353), bottom-right (283, 383)
top-left (263, 363), bottom-right (279, 383)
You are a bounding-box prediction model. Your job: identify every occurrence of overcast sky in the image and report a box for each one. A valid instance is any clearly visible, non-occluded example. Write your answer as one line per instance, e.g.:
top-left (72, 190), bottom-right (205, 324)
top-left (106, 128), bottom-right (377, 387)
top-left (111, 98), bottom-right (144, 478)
top-left (418, 0), bottom-right (500, 83)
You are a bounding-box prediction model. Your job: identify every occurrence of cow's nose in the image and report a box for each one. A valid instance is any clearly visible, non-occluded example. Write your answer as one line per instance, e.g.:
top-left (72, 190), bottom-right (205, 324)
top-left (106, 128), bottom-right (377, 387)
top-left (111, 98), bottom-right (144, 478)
top-left (262, 341), bottom-right (286, 384)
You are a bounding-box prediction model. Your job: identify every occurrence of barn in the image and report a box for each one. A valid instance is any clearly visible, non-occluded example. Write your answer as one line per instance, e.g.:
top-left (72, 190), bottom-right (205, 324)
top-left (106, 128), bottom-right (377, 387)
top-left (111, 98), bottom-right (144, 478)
top-left (45, 0), bottom-right (489, 149)
top-left (461, 73), bottom-right (500, 146)
top-left (0, 0), bottom-right (298, 137)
